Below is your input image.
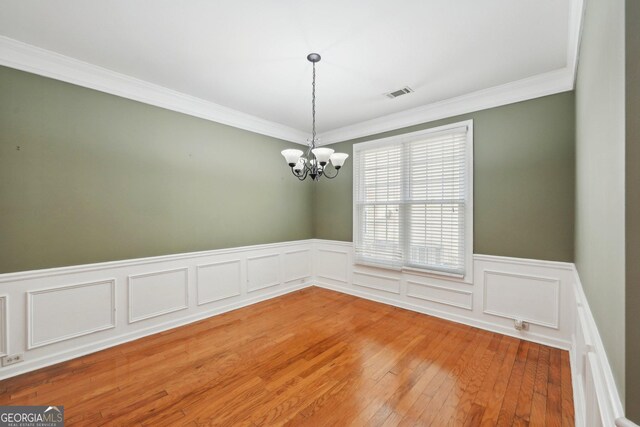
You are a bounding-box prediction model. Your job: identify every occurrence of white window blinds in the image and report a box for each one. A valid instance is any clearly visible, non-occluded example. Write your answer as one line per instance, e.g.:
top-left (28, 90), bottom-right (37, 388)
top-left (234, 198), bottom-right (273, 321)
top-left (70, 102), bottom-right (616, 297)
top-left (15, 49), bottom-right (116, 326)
top-left (354, 124), bottom-right (471, 276)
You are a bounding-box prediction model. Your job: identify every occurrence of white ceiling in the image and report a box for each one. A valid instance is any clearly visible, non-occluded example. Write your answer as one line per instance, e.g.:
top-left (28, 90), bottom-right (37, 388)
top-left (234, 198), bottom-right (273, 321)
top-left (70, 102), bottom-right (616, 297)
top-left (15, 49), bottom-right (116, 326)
top-left (0, 0), bottom-right (579, 143)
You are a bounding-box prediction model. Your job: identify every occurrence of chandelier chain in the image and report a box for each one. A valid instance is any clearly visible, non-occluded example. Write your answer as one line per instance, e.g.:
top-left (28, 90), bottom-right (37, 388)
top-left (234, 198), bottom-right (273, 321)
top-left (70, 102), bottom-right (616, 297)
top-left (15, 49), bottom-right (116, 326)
top-left (311, 61), bottom-right (316, 147)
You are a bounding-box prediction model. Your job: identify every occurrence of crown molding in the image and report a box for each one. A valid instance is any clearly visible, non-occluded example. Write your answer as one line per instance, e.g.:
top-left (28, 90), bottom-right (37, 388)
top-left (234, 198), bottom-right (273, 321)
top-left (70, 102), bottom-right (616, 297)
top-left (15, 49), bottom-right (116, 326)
top-left (0, 0), bottom-right (583, 147)
top-left (567, 0), bottom-right (586, 84)
top-left (316, 67), bottom-right (574, 145)
top-left (316, 0), bottom-right (584, 145)
top-left (0, 36), bottom-right (309, 145)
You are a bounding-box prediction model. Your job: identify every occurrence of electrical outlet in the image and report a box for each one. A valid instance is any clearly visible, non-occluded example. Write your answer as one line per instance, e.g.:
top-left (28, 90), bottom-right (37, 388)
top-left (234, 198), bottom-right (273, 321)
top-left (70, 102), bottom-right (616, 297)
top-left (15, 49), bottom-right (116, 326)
top-left (514, 319), bottom-right (529, 331)
top-left (2, 354), bottom-right (24, 367)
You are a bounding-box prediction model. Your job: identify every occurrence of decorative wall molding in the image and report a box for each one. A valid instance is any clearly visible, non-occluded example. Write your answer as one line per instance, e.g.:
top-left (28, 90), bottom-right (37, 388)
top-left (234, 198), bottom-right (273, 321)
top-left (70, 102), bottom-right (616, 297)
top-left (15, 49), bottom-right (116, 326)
top-left (315, 279), bottom-right (569, 351)
top-left (313, 240), bottom-right (629, 425)
top-left (0, 36), bottom-right (309, 145)
top-left (27, 280), bottom-right (116, 349)
top-left (406, 280), bottom-right (473, 310)
top-left (0, 239), bottom-right (313, 380)
top-left (0, 0), bottom-right (584, 147)
top-left (247, 254), bottom-right (281, 293)
top-left (353, 270), bottom-right (401, 295)
top-left (318, 0), bottom-right (585, 145)
top-left (316, 249), bottom-right (349, 283)
top-left (9, 282), bottom-right (310, 381)
top-left (317, 68), bottom-right (575, 145)
top-left (283, 249), bottom-right (312, 283)
top-left (570, 266), bottom-right (625, 426)
top-left (0, 236), bottom-right (631, 426)
top-left (0, 240), bottom-right (314, 283)
top-left (482, 269), bottom-right (560, 329)
top-left (313, 240), bottom-right (574, 350)
top-left (0, 296), bottom-right (7, 358)
top-left (472, 253), bottom-right (575, 271)
top-left (567, 0), bottom-right (586, 82)
top-left (128, 268), bottom-right (189, 323)
top-left (196, 260), bottom-right (242, 306)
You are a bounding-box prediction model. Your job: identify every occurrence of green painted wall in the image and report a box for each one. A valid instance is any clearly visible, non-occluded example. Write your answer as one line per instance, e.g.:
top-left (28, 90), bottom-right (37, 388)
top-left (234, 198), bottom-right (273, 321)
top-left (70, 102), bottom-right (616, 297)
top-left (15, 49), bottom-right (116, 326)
top-left (315, 92), bottom-right (575, 262)
top-left (0, 66), bottom-right (314, 273)
top-left (626, 0), bottom-right (640, 421)
top-left (575, 0), bottom-right (626, 403)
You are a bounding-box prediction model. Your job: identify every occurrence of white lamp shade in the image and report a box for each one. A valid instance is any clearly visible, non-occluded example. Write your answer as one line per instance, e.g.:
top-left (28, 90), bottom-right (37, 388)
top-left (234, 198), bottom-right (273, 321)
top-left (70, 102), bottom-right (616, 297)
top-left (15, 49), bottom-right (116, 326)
top-left (329, 152), bottom-right (349, 168)
top-left (311, 147), bottom-right (334, 164)
top-left (281, 149), bottom-right (303, 165)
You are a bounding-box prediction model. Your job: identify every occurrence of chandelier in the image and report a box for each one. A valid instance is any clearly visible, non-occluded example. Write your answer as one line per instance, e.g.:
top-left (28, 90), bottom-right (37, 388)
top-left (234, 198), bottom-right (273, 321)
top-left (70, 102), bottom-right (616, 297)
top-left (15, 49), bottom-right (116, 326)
top-left (281, 53), bottom-right (349, 181)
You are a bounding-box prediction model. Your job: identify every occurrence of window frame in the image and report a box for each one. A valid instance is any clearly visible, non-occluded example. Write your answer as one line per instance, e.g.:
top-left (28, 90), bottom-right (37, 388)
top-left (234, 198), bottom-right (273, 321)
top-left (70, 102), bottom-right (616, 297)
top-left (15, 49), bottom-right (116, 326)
top-left (352, 120), bottom-right (474, 284)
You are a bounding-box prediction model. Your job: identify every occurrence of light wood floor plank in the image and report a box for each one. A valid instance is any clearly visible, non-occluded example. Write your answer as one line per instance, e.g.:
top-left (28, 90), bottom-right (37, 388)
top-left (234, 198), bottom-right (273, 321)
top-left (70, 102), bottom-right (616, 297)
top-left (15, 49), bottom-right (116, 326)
top-left (0, 287), bottom-right (573, 426)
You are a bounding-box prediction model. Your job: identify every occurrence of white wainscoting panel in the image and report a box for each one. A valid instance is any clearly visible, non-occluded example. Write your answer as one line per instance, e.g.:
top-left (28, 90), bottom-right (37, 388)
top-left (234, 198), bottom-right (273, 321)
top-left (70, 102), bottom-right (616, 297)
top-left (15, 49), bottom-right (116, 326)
top-left (316, 248), bottom-right (349, 283)
top-left (406, 280), bottom-right (473, 310)
top-left (283, 250), bottom-right (311, 283)
top-left (0, 237), bottom-right (634, 426)
top-left (483, 270), bottom-right (560, 328)
top-left (128, 268), bottom-right (189, 323)
top-left (570, 267), bottom-right (626, 427)
top-left (353, 270), bottom-right (401, 294)
top-left (196, 260), bottom-right (242, 306)
top-left (28, 280), bottom-right (116, 349)
top-left (0, 296), bottom-right (7, 357)
top-left (314, 240), bottom-right (574, 350)
top-left (247, 254), bottom-right (280, 293)
top-left (0, 240), bottom-right (314, 380)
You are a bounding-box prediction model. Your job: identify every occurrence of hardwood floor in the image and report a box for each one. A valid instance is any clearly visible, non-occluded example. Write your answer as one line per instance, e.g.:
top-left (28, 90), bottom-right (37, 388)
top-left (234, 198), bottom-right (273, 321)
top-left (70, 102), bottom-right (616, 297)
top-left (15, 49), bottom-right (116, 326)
top-left (0, 287), bottom-right (574, 426)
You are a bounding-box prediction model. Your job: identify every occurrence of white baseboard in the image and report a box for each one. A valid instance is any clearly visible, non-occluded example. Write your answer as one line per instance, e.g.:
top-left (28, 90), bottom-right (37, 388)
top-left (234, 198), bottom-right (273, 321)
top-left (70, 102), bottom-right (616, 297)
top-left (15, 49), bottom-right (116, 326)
top-left (313, 239), bottom-right (574, 350)
top-left (0, 240), bottom-right (314, 381)
top-left (1, 281), bottom-right (311, 380)
top-left (314, 280), bottom-right (569, 350)
top-left (312, 239), bottom-right (629, 427)
top-left (0, 238), bottom-right (630, 427)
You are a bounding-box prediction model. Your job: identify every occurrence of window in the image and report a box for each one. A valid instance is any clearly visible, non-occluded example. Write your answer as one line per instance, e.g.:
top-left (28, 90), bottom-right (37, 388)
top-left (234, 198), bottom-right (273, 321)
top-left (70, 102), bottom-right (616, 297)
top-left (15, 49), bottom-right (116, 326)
top-left (353, 121), bottom-right (473, 279)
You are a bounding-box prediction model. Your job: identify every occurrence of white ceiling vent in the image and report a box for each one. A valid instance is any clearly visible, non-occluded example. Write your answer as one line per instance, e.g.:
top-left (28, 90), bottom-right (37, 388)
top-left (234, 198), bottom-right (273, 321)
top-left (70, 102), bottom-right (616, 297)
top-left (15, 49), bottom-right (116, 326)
top-left (385, 87), bottom-right (414, 99)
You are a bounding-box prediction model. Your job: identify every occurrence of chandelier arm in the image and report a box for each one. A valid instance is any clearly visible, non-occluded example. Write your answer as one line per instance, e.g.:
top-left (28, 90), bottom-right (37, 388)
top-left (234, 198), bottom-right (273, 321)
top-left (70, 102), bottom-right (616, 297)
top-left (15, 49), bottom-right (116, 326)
top-left (290, 164), bottom-right (309, 181)
top-left (322, 166), bottom-right (340, 179)
top-left (303, 158), bottom-right (313, 175)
